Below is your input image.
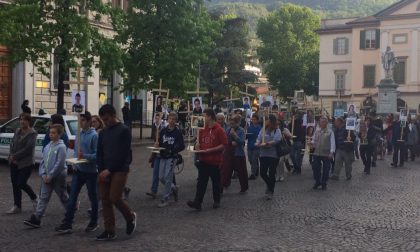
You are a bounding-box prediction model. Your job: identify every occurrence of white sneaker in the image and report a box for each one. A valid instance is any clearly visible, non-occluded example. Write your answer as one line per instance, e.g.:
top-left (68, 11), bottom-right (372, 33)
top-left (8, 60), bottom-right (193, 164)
top-left (158, 200), bottom-right (169, 208)
top-left (6, 205), bottom-right (21, 214)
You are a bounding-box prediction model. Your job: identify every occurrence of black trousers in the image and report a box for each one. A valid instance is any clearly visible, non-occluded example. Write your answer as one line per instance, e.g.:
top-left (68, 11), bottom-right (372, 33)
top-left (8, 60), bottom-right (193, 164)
top-left (259, 157), bottom-right (279, 193)
top-left (360, 145), bottom-right (373, 173)
top-left (393, 142), bottom-right (407, 166)
top-left (312, 155), bottom-right (331, 186)
top-left (10, 164), bottom-right (37, 208)
top-left (194, 162), bottom-right (221, 204)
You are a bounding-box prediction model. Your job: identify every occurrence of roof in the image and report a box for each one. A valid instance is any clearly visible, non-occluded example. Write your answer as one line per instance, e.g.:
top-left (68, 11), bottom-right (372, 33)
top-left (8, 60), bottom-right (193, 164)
top-left (374, 0), bottom-right (416, 17)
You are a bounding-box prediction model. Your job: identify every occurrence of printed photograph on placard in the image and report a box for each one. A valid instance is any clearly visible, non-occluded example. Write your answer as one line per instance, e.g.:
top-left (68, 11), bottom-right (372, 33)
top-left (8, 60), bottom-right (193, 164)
top-left (71, 90), bottom-right (85, 113)
top-left (400, 109), bottom-right (408, 121)
top-left (242, 97), bottom-right (251, 110)
top-left (346, 117), bottom-right (356, 131)
top-left (192, 97), bottom-right (203, 115)
top-left (409, 109), bottom-right (417, 120)
top-left (259, 95), bottom-right (273, 109)
top-left (191, 116), bottom-right (205, 129)
top-left (155, 95), bottom-right (164, 113)
top-left (347, 104), bottom-right (357, 117)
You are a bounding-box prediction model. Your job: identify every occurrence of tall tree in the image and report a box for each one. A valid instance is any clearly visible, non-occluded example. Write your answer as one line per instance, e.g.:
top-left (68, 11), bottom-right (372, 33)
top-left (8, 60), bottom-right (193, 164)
top-left (0, 0), bottom-right (123, 113)
top-left (121, 0), bottom-right (220, 96)
top-left (257, 4), bottom-right (320, 97)
top-left (201, 16), bottom-right (257, 106)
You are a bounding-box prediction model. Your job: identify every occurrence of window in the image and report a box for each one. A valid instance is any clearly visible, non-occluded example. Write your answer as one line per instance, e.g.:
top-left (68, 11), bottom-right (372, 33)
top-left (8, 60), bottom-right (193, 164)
top-left (335, 70), bottom-right (346, 91)
top-left (333, 38), bottom-right (349, 55)
top-left (363, 65), bottom-right (376, 88)
top-left (360, 29), bottom-right (380, 50)
top-left (393, 59), bottom-right (406, 84)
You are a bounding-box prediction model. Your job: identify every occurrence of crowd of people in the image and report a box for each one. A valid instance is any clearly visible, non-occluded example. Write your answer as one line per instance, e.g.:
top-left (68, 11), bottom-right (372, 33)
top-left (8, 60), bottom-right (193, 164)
top-left (5, 100), bottom-right (420, 241)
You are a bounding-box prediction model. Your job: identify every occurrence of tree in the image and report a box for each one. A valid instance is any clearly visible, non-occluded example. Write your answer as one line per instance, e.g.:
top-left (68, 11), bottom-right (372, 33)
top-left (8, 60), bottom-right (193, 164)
top-left (201, 16), bottom-right (257, 106)
top-left (257, 4), bottom-right (320, 97)
top-left (120, 0), bottom-right (220, 96)
top-left (0, 0), bottom-right (123, 113)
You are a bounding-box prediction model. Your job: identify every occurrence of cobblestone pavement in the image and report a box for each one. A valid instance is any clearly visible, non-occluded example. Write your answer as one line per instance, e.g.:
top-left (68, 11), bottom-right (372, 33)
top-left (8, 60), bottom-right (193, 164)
top-left (1, 147), bottom-right (420, 252)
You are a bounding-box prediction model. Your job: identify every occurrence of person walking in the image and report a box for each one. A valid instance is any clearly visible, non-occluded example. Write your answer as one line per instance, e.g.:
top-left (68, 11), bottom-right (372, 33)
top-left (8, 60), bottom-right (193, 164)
top-left (55, 111), bottom-right (99, 233)
top-left (122, 102), bottom-right (132, 129)
top-left (156, 112), bottom-right (185, 207)
top-left (391, 114), bottom-right (408, 167)
top-left (247, 114), bottom-right (261, 180)
top-left (221, 114), bottom-right (248, 193)
top-left (23, 124), bottom-right (69, 228)
top-left (289, 114), bottom-right (305, 175)
top-left (96, 104), bottom-right (136, 241)
top-left (255, 114), bottom-right (281, 200)
top-left (359, 117), bottom-right (377, 174)
top-left (187, 109), bottom-right (227, 211)
top-left (406, 117), bottom-right (418, 161)
top-left (331, 117), bottom-right (355, 180)
top-left (310, 116), bottom-right (335, 190)
top-left (6, 113), bottom-right (38, 214)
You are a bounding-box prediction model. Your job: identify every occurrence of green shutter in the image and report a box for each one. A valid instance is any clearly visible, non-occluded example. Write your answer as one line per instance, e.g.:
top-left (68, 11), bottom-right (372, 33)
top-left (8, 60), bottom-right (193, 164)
top-left (333, 38), bottom-right (338, 55)
top-left (360, 30), bottom-right (366, 49)
top-left (376, 29), bottom-right (381, 49)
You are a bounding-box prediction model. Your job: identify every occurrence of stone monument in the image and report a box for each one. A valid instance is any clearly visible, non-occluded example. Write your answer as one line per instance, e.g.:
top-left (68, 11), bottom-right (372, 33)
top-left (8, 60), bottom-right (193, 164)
top-left (377, 46), bottom-right (398, 115)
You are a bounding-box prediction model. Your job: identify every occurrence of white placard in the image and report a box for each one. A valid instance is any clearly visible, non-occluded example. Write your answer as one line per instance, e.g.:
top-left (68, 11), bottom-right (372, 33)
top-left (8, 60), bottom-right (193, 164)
top-left (346, 117), bottom-right (356, 131)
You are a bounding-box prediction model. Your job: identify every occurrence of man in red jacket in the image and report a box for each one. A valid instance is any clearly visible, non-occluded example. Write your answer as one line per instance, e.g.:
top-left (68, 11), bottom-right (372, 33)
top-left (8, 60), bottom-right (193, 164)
top-left (187, 109), bottom-right (228, 210)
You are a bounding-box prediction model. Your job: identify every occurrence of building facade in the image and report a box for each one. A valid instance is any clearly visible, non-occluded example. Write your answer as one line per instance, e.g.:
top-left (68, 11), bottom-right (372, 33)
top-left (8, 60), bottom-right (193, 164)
top-left (0, 0), bottom-right (137, 122)
top-left (318, 0), bottom-right (420, 115)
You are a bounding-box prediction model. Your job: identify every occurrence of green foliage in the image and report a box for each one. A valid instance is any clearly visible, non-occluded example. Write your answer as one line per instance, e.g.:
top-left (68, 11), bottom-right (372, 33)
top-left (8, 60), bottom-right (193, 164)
top-left (257, 4), bottom-right (320, 97)
top-left (201, 16), bottom-right (257, 104)
top-left (121, 0), bottom-right (221, 96)
top-left (0, 0), bottom-right (123, 78)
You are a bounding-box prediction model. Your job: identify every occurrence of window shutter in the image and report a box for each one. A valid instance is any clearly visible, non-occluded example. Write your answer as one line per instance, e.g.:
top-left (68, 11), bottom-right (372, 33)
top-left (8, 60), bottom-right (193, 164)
top-left (360, 31), bottom-right (366, 49)
top-left (344, 38), bottom-right (349, 54)
top-left (376, 29), bottom-right (381, 49)
top-left (333, 38), bottom-right (338, 55)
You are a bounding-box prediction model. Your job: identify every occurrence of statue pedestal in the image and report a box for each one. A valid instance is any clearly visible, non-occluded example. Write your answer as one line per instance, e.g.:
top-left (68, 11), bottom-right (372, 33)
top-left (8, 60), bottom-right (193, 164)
top-left (377, 78), bottom-right (398, 115)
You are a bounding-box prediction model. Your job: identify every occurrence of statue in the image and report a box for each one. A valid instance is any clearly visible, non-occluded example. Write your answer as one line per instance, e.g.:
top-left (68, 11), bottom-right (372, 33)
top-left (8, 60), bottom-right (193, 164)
top-left (382, 46), bottom-right (398, 80)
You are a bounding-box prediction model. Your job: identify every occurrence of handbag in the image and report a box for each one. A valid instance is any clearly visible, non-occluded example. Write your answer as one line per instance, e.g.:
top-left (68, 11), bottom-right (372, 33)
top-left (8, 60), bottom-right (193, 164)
top-left (276, 138), bottom-right (291, 157)
top-left (175, 153), bottom-right (183, 165)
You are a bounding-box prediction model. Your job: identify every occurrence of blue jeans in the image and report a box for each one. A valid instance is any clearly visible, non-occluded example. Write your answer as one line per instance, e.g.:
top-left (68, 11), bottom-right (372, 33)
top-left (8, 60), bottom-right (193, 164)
top-left (151, 157), bottom-right (161, 193)
top-left (290, 141), bottom-right (304, 172)
top-left (64, 171), bottom-right (98, 225)
top-left (159, 158), bottom-right (176, 201)
top-left (312, 155), bottom-right (331, 186)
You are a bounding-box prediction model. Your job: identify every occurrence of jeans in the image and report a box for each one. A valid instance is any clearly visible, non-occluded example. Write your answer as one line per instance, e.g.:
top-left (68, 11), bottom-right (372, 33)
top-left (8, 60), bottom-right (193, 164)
top-left (35, 171), bottom-right (69, 219)
top-left (333, 149), bottom-right (354, 179)
top-left (260, 157), bottom-right (279, 193)
top-left (312, 155), bottom-right (331, 186)
top-left (247, 149), bottom-right (260, 176)
top-left (151, 157), bottom-right (161, 193)
top-left (290, 141), bottom-right (304, 173)
top-left (64, 171), bottom-right (98, 225)
top-left (10, 164), bottom-right (37, 208)
top-left (360, 145), bottom-right (373, 173)
top-left (100, 171), bottom-right (134, 233)
top-left (159, 158), bottom-right (176, 201)
top-left (194, 162), bottom-right (221, 204)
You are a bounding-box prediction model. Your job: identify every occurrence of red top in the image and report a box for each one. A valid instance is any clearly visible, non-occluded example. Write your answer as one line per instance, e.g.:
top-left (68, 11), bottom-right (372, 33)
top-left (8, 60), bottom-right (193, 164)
top-left (198, 123), bottom-right (228, 166)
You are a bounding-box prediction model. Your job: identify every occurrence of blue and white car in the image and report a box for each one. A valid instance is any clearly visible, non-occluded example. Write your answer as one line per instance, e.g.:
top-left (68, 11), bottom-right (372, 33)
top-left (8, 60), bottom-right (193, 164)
top-left (0, 114), bottom-right (78, 163)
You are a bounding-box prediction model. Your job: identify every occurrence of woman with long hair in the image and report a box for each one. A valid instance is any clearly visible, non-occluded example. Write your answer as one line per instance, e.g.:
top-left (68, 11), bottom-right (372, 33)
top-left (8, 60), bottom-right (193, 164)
top-left (6, 113), bottom-right (38, 214)
top-left (255, 114), bottom-right (281, 200)
top-left (91, 115), bottom-right (105, 133)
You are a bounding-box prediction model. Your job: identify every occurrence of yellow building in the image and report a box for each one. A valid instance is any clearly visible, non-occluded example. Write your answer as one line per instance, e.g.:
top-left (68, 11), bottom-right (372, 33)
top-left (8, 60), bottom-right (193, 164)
top-left (318, 0), bottom-right (420, 115)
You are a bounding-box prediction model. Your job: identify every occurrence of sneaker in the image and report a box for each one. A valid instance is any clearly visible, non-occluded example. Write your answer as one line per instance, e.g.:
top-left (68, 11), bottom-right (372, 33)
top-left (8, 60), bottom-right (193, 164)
top-left (312, 184), bottom-right (320, 190)
top-left (146, 192), bottom-right (157, 199)
top-left (276, 177), bottom-right (285, 182)
top-left (330, 176), bottom-right (339, 181)
top-left (6, 205), bottom-right (21, 214)
top-left (126, 212), bottom-right (136, 235)
top-left (85, 222), bottom-right (99, 232)
top-left (172, 187), bottom-right (179, 202)
top-left (321, 185), bottom-right (327, 190)
top-left (187, 200), bottom-right (202, 211)
top-left (55, 222), bottom-right (72, 234)
top-left (266, 192), bottom-right (273, 200)
top-left (96, 231), bottom-right (116, 241)
top-left (158, 200), bottom-right (169, 208)
top-left (213, 202), bottom-right (220, 209)
top-left (23, 214), bottom-right (41, 228)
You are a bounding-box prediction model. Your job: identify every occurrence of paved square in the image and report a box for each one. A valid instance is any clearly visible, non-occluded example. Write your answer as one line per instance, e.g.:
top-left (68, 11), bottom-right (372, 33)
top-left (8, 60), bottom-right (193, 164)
top-left (1, 146), bottom-right (420, 251)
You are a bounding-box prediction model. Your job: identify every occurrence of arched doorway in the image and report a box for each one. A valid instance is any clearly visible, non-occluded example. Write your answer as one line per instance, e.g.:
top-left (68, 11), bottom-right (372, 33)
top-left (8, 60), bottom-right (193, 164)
top-left (0, 46), bottom-right (11, 121)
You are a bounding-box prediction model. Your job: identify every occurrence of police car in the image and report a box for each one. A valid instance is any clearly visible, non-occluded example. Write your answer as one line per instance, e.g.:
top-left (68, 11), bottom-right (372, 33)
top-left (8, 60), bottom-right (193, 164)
top-left (0, 114), bottom-right (78, 163)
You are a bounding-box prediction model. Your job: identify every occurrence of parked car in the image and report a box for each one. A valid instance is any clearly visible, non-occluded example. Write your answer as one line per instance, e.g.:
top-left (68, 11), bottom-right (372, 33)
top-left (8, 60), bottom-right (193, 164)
top-left (0, 114), bottom-right (78, 163)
